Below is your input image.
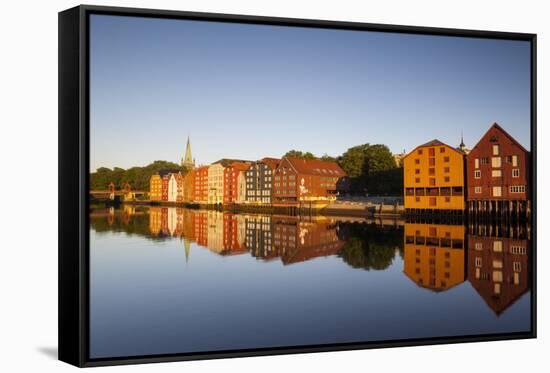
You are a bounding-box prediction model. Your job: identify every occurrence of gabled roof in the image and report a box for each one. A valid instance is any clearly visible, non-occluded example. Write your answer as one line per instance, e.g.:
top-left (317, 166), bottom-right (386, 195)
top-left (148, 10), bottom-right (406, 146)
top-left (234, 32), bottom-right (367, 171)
top-left (231, 162), bottom-right (252, 172)
top-left (282, 157), bottom-right (347, 176)
top-left (260, 157), bottom-right (281, 170)
top-left (404, 139), bottom-right (464, 159)
top-left (212, 158), bottom-right (253, 167)
top-left (470, 122), bottom-right (529, 154)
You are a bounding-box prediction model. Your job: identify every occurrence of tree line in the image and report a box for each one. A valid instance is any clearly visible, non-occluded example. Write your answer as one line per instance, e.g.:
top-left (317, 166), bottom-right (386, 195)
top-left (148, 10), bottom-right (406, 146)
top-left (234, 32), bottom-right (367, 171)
top-left (90, 160), bottom-right (186, 191)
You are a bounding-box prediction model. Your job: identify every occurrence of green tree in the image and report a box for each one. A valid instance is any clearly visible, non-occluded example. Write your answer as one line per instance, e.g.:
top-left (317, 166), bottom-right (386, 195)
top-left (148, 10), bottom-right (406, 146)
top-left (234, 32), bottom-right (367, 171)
top-left (90, 160), bottom-right (183, 191)
top-left (338, 144), bottom-right (399, 194)
top-left (284, 150), bottom-right (317, 159)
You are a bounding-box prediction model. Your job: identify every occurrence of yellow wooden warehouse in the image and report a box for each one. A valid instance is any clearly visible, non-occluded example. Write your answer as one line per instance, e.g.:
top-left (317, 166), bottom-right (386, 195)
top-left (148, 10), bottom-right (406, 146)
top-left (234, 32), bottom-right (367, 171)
top-left (403, 139), bottom-right (466, 213)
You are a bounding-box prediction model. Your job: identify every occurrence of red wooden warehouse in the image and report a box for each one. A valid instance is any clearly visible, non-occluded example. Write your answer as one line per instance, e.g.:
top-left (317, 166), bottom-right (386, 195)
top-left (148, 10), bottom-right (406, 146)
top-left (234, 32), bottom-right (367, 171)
top-left (466, 123), bottom-right (531, 218)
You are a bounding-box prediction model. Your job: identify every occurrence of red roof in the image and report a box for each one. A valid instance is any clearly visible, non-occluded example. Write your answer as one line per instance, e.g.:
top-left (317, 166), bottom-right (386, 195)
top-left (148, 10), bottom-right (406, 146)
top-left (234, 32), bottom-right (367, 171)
top-left (261, 157), bottom-right (281, 170)
top-left (471, 122), bottom-right (529, 154)
top-left (283, 157), bottom-right (347, 177)
top-left (230, 162), bottom-right (251, 172)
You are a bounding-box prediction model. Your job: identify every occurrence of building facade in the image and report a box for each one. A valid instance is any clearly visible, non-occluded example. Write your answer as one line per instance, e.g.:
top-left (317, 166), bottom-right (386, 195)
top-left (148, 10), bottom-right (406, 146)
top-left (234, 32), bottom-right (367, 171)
top-left (149, 174), bottom-right (162, 201)
top-left (272, 157), bottom-right (348, 205)
top-left (182, 170), bottom-right (195, 203)
top-left (403, 140), bottom-right (465, 212)
top-left (193, 166), bottom-right (209, 203)
top-left (223, 162), bottom-right (251, 204)
top-left (245, 158), bottom-right (280, 204)
top-left (167, 173), bottom-right (178, 202)
top-left (208, 163), bottom-right (225, 204)
top-left (175, 172), bottom-right (184, 202)
top-left (466, 123), bottom-right (530, 215)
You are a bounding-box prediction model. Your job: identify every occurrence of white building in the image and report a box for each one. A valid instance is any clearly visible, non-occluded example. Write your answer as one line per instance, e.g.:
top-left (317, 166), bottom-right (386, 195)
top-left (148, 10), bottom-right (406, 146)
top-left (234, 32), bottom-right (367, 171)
top-left (237, 171), bottom-right (247, 203)
top-left (208, 163), bottom-right (225, 204)
top-left (167, 173), bottom-right (178, 202)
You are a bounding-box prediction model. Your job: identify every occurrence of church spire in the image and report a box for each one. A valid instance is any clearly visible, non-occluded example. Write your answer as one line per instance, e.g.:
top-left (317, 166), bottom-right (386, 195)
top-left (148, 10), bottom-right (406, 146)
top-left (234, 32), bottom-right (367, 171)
top-left (182, 136), bottom-right (195, 169)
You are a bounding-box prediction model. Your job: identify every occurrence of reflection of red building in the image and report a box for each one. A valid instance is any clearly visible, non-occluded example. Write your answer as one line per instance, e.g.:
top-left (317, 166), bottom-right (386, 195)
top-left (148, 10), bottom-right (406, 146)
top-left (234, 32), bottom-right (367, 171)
top-left (221, 213), bottom-right (247, 255)
top-left (223, 162), bottom-right (251, 204)
top-left (273, 217), bottom-right (344, 265)
top-left (160, 207), bottom-right (169, 235)
top-left (192, 210), bottom-right (208, 247)
top-left (467, 234), bottom-right (530, 314)
top-left (193, 166), bottom-right (209, 203)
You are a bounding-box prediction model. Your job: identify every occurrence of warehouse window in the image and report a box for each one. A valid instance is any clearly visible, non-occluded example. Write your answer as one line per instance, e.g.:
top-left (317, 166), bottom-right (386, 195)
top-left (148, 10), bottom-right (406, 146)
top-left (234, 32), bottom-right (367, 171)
top-left (475, 186), bottom-right (482, 194)
top-left (510, 185), bottom-right (525, 193)
top-left (492, 186), bottom-right (502, 197)
top-left (492, 157), bottom-right (501, 168)
top-left (474, 170), bottom-right (481, 178)
top-left (474, 158), bottom-right (479, 169)
top-left (512, 169), bottom-right (520, 178)
top-left (492, 144), bottom-right (500, 155)
top-left (492, 169), bottom-right (502, 177)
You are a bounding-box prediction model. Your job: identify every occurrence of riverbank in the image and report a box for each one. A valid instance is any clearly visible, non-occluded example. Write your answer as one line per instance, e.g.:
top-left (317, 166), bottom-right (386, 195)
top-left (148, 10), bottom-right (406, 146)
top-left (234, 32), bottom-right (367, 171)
top-left (121, 199), bottom-right (406, 218)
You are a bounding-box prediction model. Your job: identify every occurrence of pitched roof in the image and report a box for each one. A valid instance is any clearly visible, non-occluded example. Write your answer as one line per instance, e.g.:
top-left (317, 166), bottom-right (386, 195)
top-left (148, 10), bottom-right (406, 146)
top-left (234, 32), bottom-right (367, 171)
top-left (419, 139), bottom-right (446, 147)
top-left (283, 157), bottom-right (347, 176)
top-left (213, 158), bottom-right (252, 167)
top-left (472, 122), bottom-right (529, 154)
top-left (231, 162), bottom-right (252, 172)
top-left (260, 157), bottom-right (281, 170)
top-left (404, 139), bottom-right (464, 159)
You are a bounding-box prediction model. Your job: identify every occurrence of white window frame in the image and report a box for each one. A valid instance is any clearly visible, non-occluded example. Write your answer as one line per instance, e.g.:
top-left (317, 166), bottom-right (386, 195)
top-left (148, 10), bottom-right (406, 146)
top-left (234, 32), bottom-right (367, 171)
top-left (512, 168), bottom-right (520, 178)
top-left (474, 170), bottom-right (481, 179)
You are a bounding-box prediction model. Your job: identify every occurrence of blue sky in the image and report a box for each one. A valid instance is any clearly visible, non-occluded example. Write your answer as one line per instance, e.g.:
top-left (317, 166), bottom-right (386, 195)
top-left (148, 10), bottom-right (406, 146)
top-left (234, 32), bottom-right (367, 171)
top-left (90, 14), bottom-right (531, 171)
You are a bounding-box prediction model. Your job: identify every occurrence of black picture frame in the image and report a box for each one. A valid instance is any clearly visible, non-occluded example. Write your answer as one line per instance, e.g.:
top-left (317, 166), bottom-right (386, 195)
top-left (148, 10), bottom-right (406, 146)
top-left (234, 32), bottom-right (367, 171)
top-left (59, 4), bottom-right (537, 367)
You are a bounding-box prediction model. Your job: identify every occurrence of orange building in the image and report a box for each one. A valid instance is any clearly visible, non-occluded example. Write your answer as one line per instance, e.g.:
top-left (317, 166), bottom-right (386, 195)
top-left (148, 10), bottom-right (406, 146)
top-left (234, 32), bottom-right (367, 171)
top-left (149, 174), bottom-right (162, 201)
top-left (403, 140), bottom-right (466, 213)
top-left (403, 222), bottom-right (465, 291)
top-left (182, 170), bottom-right (195, 203)
top-left (193, 166), bottom-right (209, 203)
top-left (175, 172), bottom-right (184, 202)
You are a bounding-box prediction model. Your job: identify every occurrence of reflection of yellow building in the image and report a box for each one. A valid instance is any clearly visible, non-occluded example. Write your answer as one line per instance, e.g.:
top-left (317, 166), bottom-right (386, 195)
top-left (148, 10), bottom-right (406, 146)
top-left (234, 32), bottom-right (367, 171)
top-left (403, 222), bottom-right (465, 291)
top-left (149, 174), bottom-right (162, 201)
top-left (403, 140), bottom-right (465, 211)
top-left (148, 207), bottom-right (162, 236)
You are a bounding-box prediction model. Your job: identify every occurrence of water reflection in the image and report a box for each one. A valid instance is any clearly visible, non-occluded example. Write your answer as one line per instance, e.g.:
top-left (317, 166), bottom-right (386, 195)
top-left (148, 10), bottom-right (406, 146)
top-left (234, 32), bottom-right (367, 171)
top-left (467, 226), bottom-right (531, 315)
top-left (404, 223), bottom-right (466, 292)
top-left (89, 206), bottom-right (532, 358)
top-left (90, 206), bottom-right (531, 318)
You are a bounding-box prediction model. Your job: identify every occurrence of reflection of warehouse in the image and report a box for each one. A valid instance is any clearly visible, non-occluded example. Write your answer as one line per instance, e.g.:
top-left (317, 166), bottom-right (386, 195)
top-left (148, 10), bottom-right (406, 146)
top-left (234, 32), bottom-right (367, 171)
top-left (403, 222), bottom-right (465, 291)
top-left (467, 233), bottom-right (530, 314)
top-left (274, 217), bottom-right (344, 265)
top-left (245, 215), bottom-right (275, 260)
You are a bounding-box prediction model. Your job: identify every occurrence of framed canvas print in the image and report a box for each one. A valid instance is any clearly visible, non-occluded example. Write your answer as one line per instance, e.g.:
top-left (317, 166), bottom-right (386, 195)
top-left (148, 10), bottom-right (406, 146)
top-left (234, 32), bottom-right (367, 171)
top-left (58, 5), bottom-right (537, 367)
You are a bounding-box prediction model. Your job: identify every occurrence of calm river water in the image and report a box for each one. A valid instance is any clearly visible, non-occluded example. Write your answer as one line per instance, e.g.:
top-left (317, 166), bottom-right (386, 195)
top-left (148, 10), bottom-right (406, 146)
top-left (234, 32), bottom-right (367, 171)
top-left (89, 205), bottom-right (531, 358)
